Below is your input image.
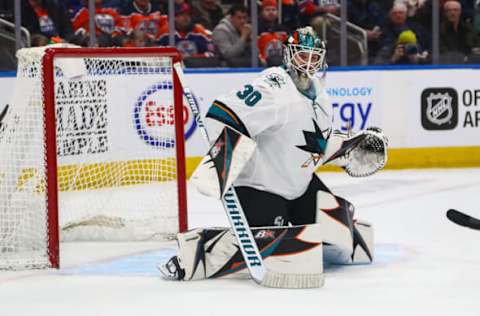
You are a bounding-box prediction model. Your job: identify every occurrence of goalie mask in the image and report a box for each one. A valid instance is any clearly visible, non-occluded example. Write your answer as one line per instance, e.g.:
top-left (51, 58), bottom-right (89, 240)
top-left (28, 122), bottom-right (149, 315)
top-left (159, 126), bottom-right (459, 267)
top-left (284, 27), bottom-right (327, 90)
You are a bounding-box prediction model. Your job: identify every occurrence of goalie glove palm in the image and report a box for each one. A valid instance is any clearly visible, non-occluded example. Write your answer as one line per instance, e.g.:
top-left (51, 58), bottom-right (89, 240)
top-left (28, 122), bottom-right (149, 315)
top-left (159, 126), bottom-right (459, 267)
top-left (344, 127), bottom-right (388, 177)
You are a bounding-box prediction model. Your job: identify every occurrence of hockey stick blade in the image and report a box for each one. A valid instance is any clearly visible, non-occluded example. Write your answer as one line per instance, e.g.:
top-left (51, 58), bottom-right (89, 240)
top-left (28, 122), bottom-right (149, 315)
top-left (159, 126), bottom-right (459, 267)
top-left (0, 104), bottom-right (9, 128)
top-left (446, 209), bottom-right (480, 230)
top-left (173, 63), bottom-right (323, 288)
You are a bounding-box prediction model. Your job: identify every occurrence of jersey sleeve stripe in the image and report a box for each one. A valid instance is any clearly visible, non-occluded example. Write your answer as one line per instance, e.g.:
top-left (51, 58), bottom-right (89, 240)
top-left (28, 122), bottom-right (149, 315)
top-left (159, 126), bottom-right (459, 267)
top-left (206, 100), bottom-right (251, 137)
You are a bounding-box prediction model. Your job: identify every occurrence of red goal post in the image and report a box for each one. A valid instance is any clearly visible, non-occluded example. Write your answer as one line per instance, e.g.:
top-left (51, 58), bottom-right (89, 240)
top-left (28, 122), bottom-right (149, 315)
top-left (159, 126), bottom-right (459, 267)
top-left (0, 46), bottom-right (188, 269)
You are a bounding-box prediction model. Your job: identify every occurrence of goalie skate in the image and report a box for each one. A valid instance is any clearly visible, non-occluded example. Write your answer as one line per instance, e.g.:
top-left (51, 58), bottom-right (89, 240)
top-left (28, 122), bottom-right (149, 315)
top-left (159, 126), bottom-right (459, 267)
top-left (158, 256), bottom-right (185, 281)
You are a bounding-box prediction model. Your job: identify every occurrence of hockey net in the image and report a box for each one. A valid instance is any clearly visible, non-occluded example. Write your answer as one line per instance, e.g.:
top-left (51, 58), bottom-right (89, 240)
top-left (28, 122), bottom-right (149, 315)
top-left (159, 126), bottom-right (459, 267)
top-left (0, 46), bottom-right (187, 269)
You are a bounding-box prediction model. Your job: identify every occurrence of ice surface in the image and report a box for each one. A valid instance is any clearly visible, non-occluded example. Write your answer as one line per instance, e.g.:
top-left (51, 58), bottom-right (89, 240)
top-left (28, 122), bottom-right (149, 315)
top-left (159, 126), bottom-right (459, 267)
top-left (1, 169), bottom-right (479, 316)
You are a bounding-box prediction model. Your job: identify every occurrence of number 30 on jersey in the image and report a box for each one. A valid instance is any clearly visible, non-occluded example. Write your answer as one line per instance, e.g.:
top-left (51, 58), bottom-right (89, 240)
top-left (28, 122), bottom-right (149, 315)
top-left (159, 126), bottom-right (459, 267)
top-left (236, 84), bottom-right (262, 106)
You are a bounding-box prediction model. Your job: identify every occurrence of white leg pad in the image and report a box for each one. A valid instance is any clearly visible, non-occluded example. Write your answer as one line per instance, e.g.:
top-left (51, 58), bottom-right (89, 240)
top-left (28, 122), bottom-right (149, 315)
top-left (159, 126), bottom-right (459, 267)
top-left (260, 224), bottom-right (324, 281)
top-left (316, 190), bottom-right (374, 264)
top-left (176, 228), bottom-right (206, 281)
top-left (316, 190), bottom-right (353, 263)
top-left (174, 224), bottom-right (324, 281)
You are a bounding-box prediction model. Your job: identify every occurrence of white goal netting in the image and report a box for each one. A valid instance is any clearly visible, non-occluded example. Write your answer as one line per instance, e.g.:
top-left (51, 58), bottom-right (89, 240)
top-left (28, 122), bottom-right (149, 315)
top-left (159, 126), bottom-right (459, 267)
top-left (0, 46), bottom-right (186, 269)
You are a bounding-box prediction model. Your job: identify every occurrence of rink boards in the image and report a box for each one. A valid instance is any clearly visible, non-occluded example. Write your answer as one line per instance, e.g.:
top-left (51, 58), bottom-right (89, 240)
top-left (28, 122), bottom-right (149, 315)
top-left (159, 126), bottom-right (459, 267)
top-left (1, 65), bottom-right (480, 172)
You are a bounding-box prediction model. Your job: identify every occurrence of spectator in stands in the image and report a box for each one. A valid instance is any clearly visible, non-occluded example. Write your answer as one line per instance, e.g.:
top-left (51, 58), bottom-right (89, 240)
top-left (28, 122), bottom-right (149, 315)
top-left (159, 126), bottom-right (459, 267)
top-left (474, 0), bottom-right (480, 34)
top-left (21, 0), bottom-right (74, 43)
top-left (67, 0), bottom-right (85, 18)
top-left (67, 0), bottom-right (123, 17)
top-left (347, 0), bottom-right (386, 62)
top-left (0, 0), bottom-right (14, 21)
top-left (212, 4), bottom-right (252, 67)
top-left (381, 29), bottom-right (428, 64)
top-left (413, 0), bottom-right (475, 31)
top-left (71, 0), bottom-right (126, 47)
top-left (154, 0), bottom-right (189, 15)
top-left (155, 0), bottom-right (171, 13)
top-left (120, 0), bottom-right (167, 43)
top-left (375, 2), bottom-right (430, 63)
top-left (280, 0), bottom-right (300, 31)
top-left (376, 0), bottom-right (444, 19)
top-left (257, 0), bottom-right (288, 66)
top-left (157, 2), bottom-right (220, 67)
top-left (123, 28), bottom-right (155, 47)
top-left (455, 0), bottom-right (475, 23)
top-left (439, 0), bottom-right (480, 63)
top-left (393, 0), bottom-right (427, 18)
top-left (258, 0), bottom-right (280, 33)
top-left (125, 11), bottom-right (167, 42)
top-left (121, 0), bottom-right (162, 15)
top-left (191, 0), bottom-right (224, 30)
top-left (103, 0), bottom-right (125, 9)
top-left (30, 33), bottom-right (50, 47)
top-left (298, 0), bottom-right (340, 27)
top-left (124, 11), bottom-right (168, 42)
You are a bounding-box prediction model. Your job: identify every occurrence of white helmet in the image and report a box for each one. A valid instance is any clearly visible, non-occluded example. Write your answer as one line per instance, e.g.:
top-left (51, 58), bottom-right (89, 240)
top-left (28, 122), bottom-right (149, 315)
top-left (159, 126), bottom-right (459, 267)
top-left (284, 26), bottom-right (327, 89)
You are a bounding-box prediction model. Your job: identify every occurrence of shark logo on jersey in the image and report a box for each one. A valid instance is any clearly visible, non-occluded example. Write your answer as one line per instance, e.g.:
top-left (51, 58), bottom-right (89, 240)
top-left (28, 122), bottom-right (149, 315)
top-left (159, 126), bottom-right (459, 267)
top-left (297, 119), bottom-right (330, 168)
top-left (264, 73), bottom-right (286, 89)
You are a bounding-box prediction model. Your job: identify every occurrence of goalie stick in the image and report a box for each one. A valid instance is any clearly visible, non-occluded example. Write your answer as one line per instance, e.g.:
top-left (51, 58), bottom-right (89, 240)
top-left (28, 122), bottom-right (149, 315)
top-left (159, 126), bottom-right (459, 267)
top-left (173, 63), bottom-right (323, 288)
top-left (0, 104), bottom-right (8, 129)
top-left (446, 209), bottom-right (480, 231)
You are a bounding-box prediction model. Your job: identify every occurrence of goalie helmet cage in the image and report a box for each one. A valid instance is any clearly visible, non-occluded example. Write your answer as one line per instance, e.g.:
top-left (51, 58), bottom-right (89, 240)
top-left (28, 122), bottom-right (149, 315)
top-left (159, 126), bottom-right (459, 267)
top-left (0, 46), bottom-right (187, 270)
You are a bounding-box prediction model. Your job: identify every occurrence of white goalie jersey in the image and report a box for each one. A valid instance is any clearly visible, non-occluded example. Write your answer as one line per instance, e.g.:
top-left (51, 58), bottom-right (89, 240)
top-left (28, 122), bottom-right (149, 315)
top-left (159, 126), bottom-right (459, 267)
top-left (205, 67), bottom-right (333, 200)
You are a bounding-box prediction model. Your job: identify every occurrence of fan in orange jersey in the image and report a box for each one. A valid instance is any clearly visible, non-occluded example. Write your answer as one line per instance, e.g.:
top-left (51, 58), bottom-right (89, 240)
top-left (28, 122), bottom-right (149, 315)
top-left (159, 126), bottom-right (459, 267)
top-left (71, 0), bottom-right (125, 46)
top-left (125, 11), bottom-right (168, 42)
top-left (257, 0), bottom-right (289, 66)
top-left (157, 3), bottom-right (216, 58)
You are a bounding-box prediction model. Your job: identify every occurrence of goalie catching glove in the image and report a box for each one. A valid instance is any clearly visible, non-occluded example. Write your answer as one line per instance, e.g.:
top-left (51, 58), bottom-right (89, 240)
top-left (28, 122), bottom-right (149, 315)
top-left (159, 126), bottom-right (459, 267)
top-left (324, 127), bottom-right (388, 177)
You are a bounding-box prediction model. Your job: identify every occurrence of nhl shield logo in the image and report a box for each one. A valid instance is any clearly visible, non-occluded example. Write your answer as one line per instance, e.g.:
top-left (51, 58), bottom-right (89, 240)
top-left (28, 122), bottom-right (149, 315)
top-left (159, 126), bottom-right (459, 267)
top-left (421, 88), bottom-right (458, 130)
top-left (426, 92), bottom-right (453, 125)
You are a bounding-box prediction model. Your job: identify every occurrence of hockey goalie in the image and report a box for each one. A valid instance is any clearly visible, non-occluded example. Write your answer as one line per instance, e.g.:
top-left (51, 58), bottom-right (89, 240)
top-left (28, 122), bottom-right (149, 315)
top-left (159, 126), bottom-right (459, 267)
top-left (159, 27), bottom-right (388, 284)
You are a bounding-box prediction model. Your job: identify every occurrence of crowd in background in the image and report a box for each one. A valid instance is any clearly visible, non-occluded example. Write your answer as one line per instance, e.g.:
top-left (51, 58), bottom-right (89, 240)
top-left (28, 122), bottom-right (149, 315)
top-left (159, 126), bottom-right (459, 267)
top-left (0, 0), bottom-right (480, 67)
